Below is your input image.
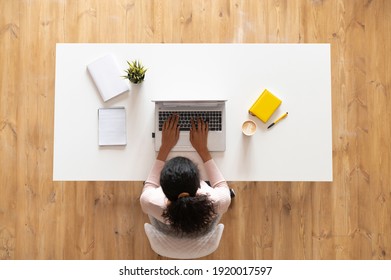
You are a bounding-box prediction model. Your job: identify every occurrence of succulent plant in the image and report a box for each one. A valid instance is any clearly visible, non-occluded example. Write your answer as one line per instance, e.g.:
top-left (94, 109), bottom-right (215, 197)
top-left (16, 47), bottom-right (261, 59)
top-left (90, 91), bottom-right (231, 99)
top-left (123, 60), bottom-right (147, 84)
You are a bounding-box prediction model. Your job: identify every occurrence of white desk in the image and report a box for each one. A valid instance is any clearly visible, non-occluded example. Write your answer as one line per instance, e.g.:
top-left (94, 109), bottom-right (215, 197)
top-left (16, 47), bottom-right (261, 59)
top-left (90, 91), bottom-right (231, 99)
top-left (53, 44), bottom-right (332, 181)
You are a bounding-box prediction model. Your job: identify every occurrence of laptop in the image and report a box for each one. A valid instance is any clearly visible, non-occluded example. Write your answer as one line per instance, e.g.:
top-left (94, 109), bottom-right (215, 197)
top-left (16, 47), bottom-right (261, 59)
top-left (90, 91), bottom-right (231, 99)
top-left (153, 100), bottom-right (227, 152)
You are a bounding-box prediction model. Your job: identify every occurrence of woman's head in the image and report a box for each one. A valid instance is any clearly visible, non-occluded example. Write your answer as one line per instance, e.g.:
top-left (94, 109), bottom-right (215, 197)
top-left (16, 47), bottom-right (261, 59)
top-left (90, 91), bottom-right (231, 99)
top-left (160, 157), bottom-right (216, 235)
top-left (160, 157), bottom-right (200, 200)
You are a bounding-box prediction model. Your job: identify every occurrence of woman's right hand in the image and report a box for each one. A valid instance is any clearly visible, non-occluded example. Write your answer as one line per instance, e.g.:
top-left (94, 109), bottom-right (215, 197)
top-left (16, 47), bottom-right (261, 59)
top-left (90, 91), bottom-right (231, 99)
top-left (190, 117), bottom-right (212, 162)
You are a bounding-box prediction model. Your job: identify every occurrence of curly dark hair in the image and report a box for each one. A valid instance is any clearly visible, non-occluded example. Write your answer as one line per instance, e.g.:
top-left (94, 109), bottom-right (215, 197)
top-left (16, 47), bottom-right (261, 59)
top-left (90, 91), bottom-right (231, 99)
top-left (160, 157), bottom-right (216, 235)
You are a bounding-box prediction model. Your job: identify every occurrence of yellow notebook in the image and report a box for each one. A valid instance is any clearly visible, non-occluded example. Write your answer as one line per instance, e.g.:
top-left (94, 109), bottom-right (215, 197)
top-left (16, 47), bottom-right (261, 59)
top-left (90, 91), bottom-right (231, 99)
top-left (249, 89), bottom-right (282, 123)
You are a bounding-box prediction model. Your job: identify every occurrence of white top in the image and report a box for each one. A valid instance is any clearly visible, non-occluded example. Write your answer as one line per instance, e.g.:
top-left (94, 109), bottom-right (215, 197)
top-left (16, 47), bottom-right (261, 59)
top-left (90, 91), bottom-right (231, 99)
top-left (53, 43), bottom-right (332, 181)
top-left (140, 159), bottom-right (231, 224)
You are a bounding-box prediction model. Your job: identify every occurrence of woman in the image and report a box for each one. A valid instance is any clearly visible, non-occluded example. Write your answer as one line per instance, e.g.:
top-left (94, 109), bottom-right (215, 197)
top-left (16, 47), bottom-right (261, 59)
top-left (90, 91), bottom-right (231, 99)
top-left (140, 115), bottom-right (231, 236)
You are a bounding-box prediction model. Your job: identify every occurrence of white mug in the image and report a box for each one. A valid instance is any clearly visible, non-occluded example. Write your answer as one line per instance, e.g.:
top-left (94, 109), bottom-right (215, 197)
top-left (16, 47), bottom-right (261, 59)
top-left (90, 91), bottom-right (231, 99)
top-left (242, 120), bottom-right (257, 136)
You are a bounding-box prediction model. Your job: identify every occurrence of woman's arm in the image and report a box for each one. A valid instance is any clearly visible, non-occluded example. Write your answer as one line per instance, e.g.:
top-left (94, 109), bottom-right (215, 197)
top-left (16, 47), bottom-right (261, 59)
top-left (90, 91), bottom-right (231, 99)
top-left (202, 159), bottom-right (231, 214)
top-left (140, 115), bottom-right (180, 221)
top-left (190, 117), bottom-right (231, 212)
top-left (140, 159), bottom-right (168, 222)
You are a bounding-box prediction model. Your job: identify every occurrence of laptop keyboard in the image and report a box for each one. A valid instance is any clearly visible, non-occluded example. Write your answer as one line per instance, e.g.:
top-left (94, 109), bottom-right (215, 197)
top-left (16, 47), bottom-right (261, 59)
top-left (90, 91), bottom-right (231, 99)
top-left (159, 111), bottom-right (222, 131)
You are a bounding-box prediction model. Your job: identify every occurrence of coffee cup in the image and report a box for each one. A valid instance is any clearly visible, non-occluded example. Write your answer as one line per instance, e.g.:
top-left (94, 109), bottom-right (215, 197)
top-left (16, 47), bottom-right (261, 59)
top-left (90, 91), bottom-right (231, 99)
top-left (242, 120), bottom-right (257, 136)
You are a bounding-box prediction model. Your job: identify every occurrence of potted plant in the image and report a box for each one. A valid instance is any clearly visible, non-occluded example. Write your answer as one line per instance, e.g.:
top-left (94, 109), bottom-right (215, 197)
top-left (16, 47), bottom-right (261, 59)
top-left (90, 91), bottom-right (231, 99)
top-left (123, 60), bottom-right (147, 84)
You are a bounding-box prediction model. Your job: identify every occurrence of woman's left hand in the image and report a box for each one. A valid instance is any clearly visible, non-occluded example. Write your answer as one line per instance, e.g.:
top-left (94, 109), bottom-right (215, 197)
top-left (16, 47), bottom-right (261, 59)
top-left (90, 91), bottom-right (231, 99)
top-left (157, 114), bottom-right (180, 161)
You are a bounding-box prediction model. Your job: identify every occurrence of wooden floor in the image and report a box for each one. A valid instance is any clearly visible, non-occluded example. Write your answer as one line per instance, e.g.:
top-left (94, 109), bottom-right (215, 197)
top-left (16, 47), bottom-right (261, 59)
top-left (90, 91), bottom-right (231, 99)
top-left (0, 0), bottom-right (390, 260)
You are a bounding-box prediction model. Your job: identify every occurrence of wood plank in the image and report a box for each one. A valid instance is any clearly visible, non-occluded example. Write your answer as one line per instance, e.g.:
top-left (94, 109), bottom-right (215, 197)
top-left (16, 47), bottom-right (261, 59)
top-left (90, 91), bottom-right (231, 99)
top-left (0, 0), bottom-right (19, 260)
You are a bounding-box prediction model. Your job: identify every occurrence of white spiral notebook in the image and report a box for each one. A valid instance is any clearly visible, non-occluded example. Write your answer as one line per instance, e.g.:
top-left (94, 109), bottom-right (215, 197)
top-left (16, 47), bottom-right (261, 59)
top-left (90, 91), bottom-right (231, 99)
top-left (98, 107), bottom-right (127, 146)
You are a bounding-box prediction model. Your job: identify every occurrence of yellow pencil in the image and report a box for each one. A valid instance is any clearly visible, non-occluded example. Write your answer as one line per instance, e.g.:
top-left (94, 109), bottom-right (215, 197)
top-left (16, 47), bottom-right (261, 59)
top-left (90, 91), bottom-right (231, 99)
top-left (267, 112), bottom-right (288, 129)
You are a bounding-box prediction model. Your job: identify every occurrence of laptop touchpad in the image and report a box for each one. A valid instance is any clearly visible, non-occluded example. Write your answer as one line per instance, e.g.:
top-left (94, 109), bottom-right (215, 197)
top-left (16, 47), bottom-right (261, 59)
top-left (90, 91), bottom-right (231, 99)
top-left (177, 132), bottom-right (191, 146)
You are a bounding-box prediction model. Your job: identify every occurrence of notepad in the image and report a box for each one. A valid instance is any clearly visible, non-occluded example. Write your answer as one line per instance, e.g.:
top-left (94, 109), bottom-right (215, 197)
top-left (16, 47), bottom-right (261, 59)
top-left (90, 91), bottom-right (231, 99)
top-left (98, 107), bottom-right (127, 146)
top-left (249, 89), bottom-right (282, 123)
top-left (87, 54), bottom-right (130, 102)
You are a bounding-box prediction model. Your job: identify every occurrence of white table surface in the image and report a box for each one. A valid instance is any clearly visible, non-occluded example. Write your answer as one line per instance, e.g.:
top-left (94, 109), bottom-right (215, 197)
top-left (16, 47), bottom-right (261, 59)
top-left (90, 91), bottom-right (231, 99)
top-left (53, 43), bottom-right (332, 181)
